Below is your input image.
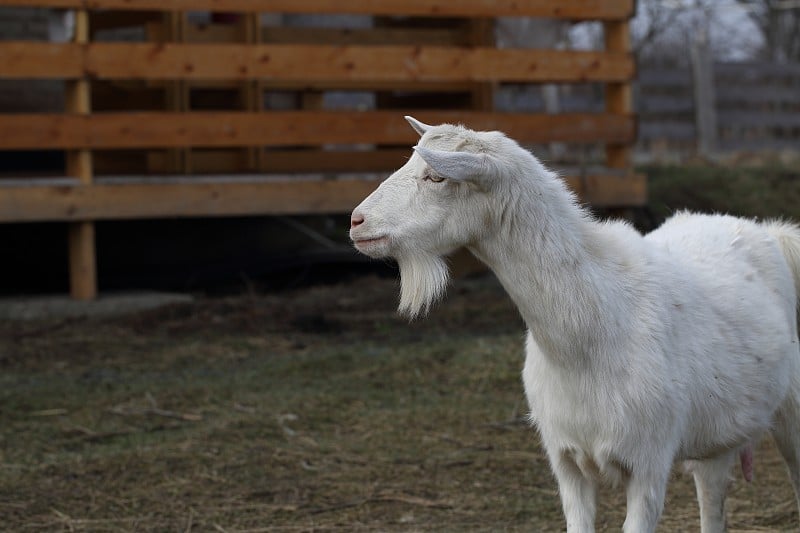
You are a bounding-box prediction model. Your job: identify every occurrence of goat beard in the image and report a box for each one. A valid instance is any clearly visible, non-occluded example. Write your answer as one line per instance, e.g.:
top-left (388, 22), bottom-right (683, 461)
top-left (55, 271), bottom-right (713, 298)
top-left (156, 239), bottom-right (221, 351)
top-left (396, 253), bottom-right (450, 319)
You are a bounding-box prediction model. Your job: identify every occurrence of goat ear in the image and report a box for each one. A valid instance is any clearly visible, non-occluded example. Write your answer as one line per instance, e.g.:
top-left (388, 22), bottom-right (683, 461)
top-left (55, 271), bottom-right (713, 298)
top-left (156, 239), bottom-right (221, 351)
top-left (414, 146), bottom-right (489, 183)
top-left (405, 115), bottom-right (431, 137)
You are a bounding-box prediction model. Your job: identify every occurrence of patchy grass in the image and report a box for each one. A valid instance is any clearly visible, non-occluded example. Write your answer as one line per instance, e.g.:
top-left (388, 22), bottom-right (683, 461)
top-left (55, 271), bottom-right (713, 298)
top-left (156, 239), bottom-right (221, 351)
top-left (1, 275), bottom-right (798, 531)
top-left (1, 163), bottom-right (800, 531)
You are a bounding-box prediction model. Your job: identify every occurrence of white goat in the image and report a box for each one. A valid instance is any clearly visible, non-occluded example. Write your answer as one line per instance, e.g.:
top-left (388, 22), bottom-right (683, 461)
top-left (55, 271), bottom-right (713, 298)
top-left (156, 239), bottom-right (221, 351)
top-left (349, 117), bottom-right (800, 532)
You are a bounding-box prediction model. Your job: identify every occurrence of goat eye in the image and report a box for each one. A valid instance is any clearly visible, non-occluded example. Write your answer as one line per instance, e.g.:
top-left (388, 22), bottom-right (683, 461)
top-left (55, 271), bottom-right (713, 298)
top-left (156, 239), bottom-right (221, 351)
top-left (423, 173), bottom-right (445, 183)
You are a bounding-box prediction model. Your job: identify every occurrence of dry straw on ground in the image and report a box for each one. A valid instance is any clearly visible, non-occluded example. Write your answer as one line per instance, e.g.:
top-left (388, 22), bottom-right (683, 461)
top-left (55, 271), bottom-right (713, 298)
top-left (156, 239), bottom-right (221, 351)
top-left (1, 274), bottom-right (797, 531)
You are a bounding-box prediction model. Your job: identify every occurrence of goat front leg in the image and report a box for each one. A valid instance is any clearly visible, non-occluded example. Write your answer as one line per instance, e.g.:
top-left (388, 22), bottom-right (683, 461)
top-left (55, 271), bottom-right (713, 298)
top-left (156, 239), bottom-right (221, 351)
top-left (551, 450), bottom-right (598, 533)
top-left (688, 450), bottom-right (737, 533)
top-left (622, 466), bottom-right (670, 533)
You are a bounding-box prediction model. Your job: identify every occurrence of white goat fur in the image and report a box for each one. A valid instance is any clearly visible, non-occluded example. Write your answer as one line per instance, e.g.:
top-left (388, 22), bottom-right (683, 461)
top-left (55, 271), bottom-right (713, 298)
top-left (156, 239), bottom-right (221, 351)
top-left (350, 117), bottom-right (800, 532)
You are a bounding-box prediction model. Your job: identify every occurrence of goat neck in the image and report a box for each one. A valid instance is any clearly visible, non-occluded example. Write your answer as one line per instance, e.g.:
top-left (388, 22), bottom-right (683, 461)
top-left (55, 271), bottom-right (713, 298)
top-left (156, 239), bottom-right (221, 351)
top-left (468, 169), bottom-right (637, 368)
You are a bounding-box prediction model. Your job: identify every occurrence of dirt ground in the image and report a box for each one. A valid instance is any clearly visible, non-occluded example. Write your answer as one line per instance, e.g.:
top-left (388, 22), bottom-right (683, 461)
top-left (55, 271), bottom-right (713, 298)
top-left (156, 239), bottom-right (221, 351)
top-left (1, 274), bottom-right (798, 531)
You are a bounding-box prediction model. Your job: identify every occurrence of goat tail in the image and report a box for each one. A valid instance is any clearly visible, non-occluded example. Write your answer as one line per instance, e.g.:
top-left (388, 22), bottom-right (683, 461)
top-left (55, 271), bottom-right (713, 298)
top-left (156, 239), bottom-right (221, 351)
top-left (764, 220), bottom-right (800, 309)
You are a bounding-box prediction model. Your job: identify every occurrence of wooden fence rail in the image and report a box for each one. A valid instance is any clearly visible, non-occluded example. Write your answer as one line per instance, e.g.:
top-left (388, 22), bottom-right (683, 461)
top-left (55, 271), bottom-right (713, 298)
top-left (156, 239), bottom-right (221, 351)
top-left (0, 173), bottom-right (645, 223)
top-left (3, 42), bottom-right (634, 83)
top-left (0, 111), bottom-right (635, 149)
top-left (0, 1), bottom-right (640, 299)
top-left (638, 59), bottom-right (800, 155)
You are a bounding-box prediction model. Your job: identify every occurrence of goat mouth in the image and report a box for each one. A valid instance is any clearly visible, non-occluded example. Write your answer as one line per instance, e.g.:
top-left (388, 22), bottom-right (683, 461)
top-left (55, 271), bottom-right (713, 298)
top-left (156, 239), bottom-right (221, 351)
top-left (353, 235), bottom-right (389, 246)
top-left (353, 236), bottom-right (389, 249)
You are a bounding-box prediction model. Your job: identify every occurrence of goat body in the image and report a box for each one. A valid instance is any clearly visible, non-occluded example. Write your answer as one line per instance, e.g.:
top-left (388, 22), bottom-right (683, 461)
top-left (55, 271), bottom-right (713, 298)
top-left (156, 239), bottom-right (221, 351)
top-left (350, 116), bottom-right (800, 532)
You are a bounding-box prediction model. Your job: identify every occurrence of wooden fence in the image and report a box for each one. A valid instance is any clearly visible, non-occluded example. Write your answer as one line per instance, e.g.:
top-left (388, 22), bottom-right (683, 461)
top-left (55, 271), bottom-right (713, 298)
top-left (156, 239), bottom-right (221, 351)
top-left (0, 0), bottom-right (640, 299)
top-left (638, 58), bottom-right (800, 156)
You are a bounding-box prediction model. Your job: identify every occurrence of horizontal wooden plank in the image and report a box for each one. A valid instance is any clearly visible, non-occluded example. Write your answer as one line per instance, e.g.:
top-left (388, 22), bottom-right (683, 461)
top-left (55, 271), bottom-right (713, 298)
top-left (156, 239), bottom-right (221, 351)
top-left (0, 0), bottom-right (635, 20)
top-left (0, 111), bottom-right (636, 149)
top-left (0, 177), bottom-right (380, 220)
top-left (0, 43), bottom-right (84, 79)
top-left (0, 42), bottom-right (635, 83)
top-left (0, 171), bottom-right (646, 222)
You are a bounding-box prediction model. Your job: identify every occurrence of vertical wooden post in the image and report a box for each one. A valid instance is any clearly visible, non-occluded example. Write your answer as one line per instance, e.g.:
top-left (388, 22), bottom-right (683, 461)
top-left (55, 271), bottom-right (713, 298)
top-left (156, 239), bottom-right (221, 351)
top-left (603, 20), bottom-right (633, 169)
top-left (165, 11), bottom-right (189, 173)
top-left (449, 17), bottom-right (496, 279)
top-left (690, 33), bottom-right (717, 157)
top-left (66, 8), bottom-right (97, 300)
top-left (242, 13), bottom-right (264, 171)
top-left (467, 18), bottom-right (495, 111)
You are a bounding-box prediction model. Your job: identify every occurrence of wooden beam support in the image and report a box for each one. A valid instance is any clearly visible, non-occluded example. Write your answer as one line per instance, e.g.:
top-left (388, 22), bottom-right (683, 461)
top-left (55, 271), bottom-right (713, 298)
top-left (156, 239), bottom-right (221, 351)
top-left (603, 20), bottom-right (634, 169)
top-left (0, 42), bottom-right (635, 83)
top-left (0, 111), bottom-right (636, 149)
top-left (68, 220), bottom-right (97, 299)
top-left (0, 0), bottom-right (635, 20)
top-left (162, 11), bottom-right (190, 174)
top-left (65, 8), bottom-right (97, 300)
top-left (0, 172), bottom-right (646, 223)
top-left (241, 12), bottom-right (264, 171)
top-left (466, 18), bottom-right (496, 111)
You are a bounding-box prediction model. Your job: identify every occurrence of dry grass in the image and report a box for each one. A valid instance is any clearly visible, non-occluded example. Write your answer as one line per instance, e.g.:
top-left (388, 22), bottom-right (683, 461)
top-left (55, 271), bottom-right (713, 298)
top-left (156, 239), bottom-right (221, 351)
top-left (0, 274), bottom-right (798, 531)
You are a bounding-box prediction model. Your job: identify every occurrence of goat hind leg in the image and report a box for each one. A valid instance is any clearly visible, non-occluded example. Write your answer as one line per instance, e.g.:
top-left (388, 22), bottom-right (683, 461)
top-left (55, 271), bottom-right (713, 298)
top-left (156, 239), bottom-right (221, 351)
top-left (689, 450), bottom-right (737, 533)
top-left (772, 381), bottom-right (800, 519)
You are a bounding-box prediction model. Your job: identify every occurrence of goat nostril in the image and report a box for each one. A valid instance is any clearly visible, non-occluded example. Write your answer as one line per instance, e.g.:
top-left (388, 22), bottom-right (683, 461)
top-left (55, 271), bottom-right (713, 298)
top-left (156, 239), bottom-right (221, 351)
top-left (350, 214), bottom-right (365, 229)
